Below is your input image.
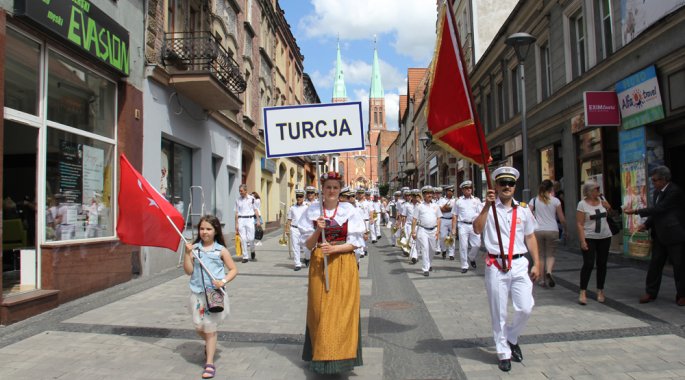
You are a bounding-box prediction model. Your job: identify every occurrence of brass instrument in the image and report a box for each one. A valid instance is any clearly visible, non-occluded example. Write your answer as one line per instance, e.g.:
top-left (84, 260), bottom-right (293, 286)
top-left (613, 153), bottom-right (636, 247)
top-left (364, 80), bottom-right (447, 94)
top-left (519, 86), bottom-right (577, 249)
top-left (372, 211), bottom-right (378, 220)
top-left (278, 227), bottom-right (288, 246)
top-left (391, 225), bottom-right (399, 234)
top-left (444, 234), bottom-right (454, 246)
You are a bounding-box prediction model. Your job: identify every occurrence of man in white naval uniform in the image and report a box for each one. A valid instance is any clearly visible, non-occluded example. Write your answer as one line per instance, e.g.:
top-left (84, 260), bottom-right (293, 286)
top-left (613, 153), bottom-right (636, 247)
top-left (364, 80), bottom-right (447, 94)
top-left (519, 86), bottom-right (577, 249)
top-left (411, 186), bottom-right (441, 276)
top-left (356, 188), bottom-right (371, 256)
top-left (388, 191), bottom-right (401, 246)
top-left (395, 189), bottom-right (410, 250)
top-left (473, 167), bottom-right (540, 372)
top-left (304, 186), bottom-right (317, 206)
top-left (286, 189), bottom-right (308, 271)
top-left (451, 181), bottom-right (484, 273)
top-left (369, 191), bottom-right (382, 243)
top-left (406, 189), bottom-right (421, 262)
top-left (437, 186), bottom-right (456, 260)
top-left (235, 184), bottom-right (262, 263)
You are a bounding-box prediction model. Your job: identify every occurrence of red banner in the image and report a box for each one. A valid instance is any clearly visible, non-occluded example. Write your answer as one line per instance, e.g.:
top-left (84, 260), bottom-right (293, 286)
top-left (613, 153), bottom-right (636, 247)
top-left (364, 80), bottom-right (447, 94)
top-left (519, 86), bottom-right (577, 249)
top-left (116, 154), bottom-right (185, 251)
top-left (425, 2), bottom-right (490, 166)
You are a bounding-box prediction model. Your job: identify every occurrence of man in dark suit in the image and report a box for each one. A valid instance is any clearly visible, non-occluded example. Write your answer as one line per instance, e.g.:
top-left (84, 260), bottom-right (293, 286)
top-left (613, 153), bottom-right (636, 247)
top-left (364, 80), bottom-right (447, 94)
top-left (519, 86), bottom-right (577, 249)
top-left (625, 166), bottom-right (685, 306)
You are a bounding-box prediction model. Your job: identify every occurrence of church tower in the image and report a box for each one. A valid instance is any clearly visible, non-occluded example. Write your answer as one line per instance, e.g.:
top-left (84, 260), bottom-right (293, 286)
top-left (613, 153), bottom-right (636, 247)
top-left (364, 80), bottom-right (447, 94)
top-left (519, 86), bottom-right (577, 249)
top-left (332, 41), bottom-right (347, 103)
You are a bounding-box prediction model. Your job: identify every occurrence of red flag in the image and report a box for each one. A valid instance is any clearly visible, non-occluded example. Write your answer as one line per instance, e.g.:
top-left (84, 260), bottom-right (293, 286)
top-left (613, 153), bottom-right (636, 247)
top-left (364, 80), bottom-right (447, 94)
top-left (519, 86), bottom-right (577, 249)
top-left (426, 1), bottom-right (490, 166)
top-left (116, 154), bottom-right (185, 251)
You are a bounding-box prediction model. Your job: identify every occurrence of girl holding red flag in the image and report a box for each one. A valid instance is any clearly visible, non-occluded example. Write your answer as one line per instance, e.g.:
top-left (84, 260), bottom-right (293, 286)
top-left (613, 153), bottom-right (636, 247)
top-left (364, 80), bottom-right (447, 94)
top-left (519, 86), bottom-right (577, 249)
top-left (183, 215), bottom-right (238, 379)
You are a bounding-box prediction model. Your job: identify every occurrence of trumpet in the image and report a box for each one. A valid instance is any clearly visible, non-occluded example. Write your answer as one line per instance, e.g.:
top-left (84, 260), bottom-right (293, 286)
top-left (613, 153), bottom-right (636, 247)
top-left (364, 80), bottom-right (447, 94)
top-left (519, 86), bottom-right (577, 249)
top-left (279, 227), bottom-right (289, 246)
top-left (391, 225), bottom-right (399, 234)
top-left (444, 234), bottom-right (454, 246)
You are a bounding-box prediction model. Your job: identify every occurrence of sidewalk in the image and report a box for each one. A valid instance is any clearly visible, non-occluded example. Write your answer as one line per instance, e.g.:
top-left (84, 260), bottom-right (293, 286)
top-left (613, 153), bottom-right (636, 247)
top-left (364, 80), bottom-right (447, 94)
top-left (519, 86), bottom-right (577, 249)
top-left (0, 227), bottom-right (683, 379)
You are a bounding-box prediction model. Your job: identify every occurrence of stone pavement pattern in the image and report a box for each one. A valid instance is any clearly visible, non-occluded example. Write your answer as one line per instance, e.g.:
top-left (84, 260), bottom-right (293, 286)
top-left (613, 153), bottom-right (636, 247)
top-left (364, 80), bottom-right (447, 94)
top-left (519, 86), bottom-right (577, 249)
top-left (0, 227), bottom-right (684, 379)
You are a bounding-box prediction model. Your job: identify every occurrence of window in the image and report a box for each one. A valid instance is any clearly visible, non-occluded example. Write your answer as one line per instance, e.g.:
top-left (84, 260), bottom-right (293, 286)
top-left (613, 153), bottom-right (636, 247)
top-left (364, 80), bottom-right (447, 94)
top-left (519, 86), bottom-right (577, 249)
top-left (167, 0), bottom-right (176, 33)
top-left (510, 66), bottom-right (519, 116)
top-left (597, 0), bottom-right (613, 59)
top-left (4, 29), bottom-right (40, 115)
top-left (161, 139), bottom-right (193, 223)
top-left (496, 81), bottom-right (505, 126)
top-left (485, 92), bottom-right (493, 132)
top-left (541, 43), bottom-right (552, 99)
top-left (571, 9), bottom-right (587, 78)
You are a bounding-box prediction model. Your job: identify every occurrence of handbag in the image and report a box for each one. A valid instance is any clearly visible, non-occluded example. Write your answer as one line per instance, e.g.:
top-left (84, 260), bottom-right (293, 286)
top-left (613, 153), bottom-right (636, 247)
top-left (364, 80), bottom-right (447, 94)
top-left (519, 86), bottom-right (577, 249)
top-left (607, 213), bottom-right (621, 236)
top-left (254, 225), bottom-right (264, 240)
top-left (198, 253), bottom-right (225, 313)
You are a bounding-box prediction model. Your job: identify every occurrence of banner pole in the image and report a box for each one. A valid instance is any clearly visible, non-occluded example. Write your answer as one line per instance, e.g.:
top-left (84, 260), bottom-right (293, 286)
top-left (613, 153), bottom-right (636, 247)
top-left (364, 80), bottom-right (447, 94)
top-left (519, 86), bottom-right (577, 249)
top-left (167, 215), bottom-right (226, 296)
top-left (315, 156), bottom-right (330, 292)
top-left (445, 0), bottom-right (507, 270)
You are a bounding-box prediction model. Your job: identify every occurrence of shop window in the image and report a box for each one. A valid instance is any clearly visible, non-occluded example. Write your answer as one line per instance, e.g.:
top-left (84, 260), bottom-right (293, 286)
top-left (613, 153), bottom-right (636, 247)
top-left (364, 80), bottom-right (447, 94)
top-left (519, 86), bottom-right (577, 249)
top-left (45, 129), bottom-right (115, 241)
top-left (4, 29), bottom-right (40, 116)
top-left (161, 139), bottom-right (193, 223)
top-left (578, 128), bottom-right (603, 187)
top-left (47, 51), bottom-right (116, 139)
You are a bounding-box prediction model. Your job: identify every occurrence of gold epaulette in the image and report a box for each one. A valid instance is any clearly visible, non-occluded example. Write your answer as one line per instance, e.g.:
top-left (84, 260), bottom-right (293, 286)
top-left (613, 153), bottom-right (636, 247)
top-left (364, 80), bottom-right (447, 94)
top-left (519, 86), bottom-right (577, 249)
top-left (519, 202), bottom-right (528, 208)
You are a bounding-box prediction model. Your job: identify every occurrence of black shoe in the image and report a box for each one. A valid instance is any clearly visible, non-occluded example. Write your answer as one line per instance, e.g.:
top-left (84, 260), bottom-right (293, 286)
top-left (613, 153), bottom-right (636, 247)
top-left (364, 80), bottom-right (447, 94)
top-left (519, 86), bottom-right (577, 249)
top-left (508, 341), bottom-right (523, 362)
top-left (449, 256), bottom-right (455, 261)
top-left (498, 359), bottom-right (511, 372)
top-left (303, 259), bottom-right (310, 267)
top-left (294, 266), bottom-right (301, 271)
top-left (423, 271), bottom-right (429, 277)
top-left (372, 240), bottom-right (377, 244)
top-left (470, 260), bottom-right (477, 269)
top-left (429, 266), bottom-right (433, 271)
top-left (411, 258), bottom-right (417, 264)
top-left (241, 259), bottom-right (249, 263)
top-left (461, 268), bottom-right (468, 274)
top-left (546, 273), bottom-right (555, 288)
top-left (442, 251), bottom-right (446, 259)
top-left (251, 251), bottom-right (256, 260)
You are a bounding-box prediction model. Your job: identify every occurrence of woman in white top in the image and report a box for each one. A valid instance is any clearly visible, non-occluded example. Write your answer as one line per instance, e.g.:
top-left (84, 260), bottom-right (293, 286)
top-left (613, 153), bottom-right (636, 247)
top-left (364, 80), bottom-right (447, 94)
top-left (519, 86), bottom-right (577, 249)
top-left (576, 181), bottom-right (613, 305)
top-left (530, 180), bottom-right (567, 288)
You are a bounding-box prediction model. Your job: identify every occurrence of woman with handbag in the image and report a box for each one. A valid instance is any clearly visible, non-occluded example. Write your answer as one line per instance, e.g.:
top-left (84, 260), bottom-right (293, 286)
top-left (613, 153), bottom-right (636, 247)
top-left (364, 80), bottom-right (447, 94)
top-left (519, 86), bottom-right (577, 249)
top-left (183, 215), bottom-right (238, 379)
top-left (576, 181), bottom-right (612, 305)
top-left (298, 171), bottom-right (365, 374)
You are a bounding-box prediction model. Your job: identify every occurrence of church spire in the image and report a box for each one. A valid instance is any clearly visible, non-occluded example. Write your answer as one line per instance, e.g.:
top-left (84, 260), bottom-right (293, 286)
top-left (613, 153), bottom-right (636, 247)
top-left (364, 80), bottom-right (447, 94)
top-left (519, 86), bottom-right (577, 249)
top-left (369, 37), bottom-right (384, 99)
top-left (332, 39), bottom-right (347, 102)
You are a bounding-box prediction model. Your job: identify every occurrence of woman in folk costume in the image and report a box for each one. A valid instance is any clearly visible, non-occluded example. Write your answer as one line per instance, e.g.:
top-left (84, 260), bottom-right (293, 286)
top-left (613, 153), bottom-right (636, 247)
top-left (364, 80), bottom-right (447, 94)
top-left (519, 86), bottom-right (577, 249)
top-left (298, 171), bottom-right (365, 374)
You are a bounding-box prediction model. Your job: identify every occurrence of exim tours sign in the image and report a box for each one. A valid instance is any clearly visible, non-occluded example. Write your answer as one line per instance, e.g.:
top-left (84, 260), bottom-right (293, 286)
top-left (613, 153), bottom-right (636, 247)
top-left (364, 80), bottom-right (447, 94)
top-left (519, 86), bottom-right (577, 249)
top-left (15, 0), bottom-right (130, 76)
top-left (263, 102), bottom-right (364, 159)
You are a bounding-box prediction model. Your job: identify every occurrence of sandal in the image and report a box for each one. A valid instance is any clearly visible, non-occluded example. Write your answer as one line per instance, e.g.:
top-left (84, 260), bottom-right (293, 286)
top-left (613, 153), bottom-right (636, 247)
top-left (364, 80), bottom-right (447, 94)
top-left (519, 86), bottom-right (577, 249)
top-left (201, 364), bottom-right (216, 379)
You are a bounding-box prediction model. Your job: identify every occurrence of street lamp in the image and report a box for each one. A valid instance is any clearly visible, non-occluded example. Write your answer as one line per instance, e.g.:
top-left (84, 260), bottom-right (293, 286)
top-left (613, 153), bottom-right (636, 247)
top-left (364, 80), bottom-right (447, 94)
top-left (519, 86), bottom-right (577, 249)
top-left (505, 32), bottom-right (536, 202)
top-left (419, 134), bottom-right (431, 186)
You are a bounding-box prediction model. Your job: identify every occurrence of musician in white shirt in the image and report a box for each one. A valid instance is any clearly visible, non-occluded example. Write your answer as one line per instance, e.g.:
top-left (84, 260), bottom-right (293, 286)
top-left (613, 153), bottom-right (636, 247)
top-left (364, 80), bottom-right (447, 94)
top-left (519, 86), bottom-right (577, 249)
top-left (437, 185), bottom-right (456, 260)
top-left (411, 186), bottom-right (441, 276)
top-left (235, 184), bottom-right (261, 263)
top-left (452, 181), bottom-right (484, 273)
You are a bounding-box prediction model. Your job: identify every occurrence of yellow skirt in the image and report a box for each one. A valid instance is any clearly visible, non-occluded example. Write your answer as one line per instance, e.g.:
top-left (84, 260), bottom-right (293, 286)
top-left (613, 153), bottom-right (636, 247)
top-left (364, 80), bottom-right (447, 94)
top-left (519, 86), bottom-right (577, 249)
top-left (305, 247), bottom-right (360, 361)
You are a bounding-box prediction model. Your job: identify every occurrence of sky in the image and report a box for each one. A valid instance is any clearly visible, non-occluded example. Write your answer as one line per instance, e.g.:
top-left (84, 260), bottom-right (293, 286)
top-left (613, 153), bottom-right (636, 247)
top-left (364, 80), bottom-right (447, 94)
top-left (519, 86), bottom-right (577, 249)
top-left (279, 0), bottom-right (439, 131)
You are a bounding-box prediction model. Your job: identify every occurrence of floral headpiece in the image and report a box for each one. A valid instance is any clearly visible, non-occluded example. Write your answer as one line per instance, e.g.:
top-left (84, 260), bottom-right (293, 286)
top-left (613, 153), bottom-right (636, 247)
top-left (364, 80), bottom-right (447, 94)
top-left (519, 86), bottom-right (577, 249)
top-left (320, 171), bottom-right (342, 182)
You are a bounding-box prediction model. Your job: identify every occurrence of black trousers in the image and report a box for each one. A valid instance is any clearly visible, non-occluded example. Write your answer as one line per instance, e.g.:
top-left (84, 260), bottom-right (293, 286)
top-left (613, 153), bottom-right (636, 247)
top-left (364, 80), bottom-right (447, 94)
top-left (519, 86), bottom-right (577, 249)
top-left (580, 237), bottom-right (611, 290)
top-left (645, 239), bottom-right (685, 299)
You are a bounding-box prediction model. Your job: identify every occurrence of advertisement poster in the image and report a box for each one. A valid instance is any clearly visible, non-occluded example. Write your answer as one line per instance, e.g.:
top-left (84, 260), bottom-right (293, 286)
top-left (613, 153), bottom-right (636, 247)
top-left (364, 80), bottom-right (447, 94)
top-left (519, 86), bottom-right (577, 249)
top-left (82, 144), bottom-right (104, 201)
top-left (621, 161), bottom-right (648, 234)
top-left (540, 146), bottom-right (555, 180)
top-left (621, 0), bottom-right (685, 45)
top-left (59, 140), bottom-right (83, 204)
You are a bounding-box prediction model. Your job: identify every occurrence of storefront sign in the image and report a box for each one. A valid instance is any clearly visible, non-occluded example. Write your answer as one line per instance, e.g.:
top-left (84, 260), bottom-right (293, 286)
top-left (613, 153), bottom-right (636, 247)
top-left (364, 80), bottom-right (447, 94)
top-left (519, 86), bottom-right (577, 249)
top-left (260, 157), bottom-right (276, 173)
top-left (15, 0), bottom-right (130, 76)
top-left (584, 91), bottom-right (621, 126)
top-left (263, 102), bottom-right (364, 158)
top-left (619, 127), bottom-right (646, 164)
top-left (615, 65), bottom-right (664, 130)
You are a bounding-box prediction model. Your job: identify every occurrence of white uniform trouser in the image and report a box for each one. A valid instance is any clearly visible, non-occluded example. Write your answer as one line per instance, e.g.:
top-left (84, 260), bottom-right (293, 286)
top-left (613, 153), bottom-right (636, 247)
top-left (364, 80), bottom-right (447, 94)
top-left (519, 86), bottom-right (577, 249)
top-left (290, 227), bottom-right (302, 267)
top-left (238, 217), bottom-right (256, 256)
top-left (416, 227), bottom-right (438, 272)
top-left (389, 218), bottom-right (397, 245)
top-left (458, 222), bottom-right (481, 269)
top-left (371, 218), bottom-right (381, 241)
top-left (405, 223), bottom-right (416, 257)
top-left (439, 217), bottom-right (455, 256)
top-left (485, 256), bottom-right (534, 360)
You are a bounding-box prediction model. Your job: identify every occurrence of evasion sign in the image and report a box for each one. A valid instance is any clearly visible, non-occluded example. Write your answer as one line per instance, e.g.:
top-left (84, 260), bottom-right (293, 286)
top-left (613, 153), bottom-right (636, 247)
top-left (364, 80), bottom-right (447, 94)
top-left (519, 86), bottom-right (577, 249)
top-left (263, 102), bottom-right (364, 158)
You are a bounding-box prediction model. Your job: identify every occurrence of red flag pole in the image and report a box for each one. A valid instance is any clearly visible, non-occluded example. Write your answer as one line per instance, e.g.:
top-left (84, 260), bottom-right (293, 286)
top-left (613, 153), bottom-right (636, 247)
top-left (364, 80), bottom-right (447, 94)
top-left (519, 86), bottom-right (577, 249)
top-left (167, 215), bottom-right (227, 296)
top-left (445, 0), bottom-right (507, 270)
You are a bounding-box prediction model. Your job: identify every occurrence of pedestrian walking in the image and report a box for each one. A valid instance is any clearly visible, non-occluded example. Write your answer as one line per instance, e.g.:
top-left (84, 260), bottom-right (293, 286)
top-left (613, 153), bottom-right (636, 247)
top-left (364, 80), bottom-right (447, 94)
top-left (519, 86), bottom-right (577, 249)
top-left (624, 165), bottom-right (685, 306)
top-left (370, 192), bottom-right (382, 243)
top-left (287, 189), bottom-right (308, 271)
top-left (452, 181), bottom-right (483, 273)
top-left (183, 215), bottom-right (238, 379)
top-left (473, 167), bottom-right (540, 372)
top-left (529, 179), bottom-right (567, 287)
top-left (235, 184), bottom-right (261, 263)
top-left (411, 186), bottom-right (441, 276)
top-left (298, 171), bottom-right (364, 375)
top-left (576, 180), bottom-right (612, 305)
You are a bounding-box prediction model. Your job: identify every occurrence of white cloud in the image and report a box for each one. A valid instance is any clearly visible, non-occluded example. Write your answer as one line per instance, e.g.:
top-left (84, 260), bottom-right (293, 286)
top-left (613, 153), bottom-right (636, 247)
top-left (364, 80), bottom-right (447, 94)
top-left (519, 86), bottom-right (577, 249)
top-left (384, 93), bottom-right (400, 130)
top-left (300, 0), bottom-right (436, 62)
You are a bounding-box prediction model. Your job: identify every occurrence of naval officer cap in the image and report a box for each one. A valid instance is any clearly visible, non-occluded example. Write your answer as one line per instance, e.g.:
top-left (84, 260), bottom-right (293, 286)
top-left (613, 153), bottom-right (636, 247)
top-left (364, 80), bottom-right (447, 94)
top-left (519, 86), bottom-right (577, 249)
top-left (340, 186), bottom-right (350, 194)
top-left (393, 191), bottom-right (401, 196)
top-left (305, 186), bottom-right (316, 193)
top-left (403, 189), bottom-right (412, 195)
top-left (356, 187), bottom-right (366, 193)
top-left (491, 166), bottom-right (520, 182)
top-left (401, 186), bottom-right (410, 191)
top-left (444, 185), bottom-right (455, 191)
top-left (421, 186), bottom-right (433, 194)
top-left (295, 189), bottom-right (305, 196)
top-left (433, 186), bottom-right (443, 193)
top-left (411, 189), bottom-right (421, 195)
top-left (460, 180), bottom-right (473, 189)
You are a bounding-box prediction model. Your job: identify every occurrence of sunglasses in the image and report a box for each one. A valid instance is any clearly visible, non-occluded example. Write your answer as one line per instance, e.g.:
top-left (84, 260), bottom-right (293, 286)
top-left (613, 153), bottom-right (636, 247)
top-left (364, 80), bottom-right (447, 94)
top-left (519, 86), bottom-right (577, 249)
top-left (296, 195), bottom-right (304, 198)
top-left (497, 180), bottom-right (516, 188)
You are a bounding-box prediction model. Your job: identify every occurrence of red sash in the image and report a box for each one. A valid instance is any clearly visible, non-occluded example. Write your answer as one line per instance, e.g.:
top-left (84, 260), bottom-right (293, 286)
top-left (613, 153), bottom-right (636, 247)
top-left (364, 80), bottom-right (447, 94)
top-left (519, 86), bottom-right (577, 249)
top-left (486, 205), bottom-right (518, 272)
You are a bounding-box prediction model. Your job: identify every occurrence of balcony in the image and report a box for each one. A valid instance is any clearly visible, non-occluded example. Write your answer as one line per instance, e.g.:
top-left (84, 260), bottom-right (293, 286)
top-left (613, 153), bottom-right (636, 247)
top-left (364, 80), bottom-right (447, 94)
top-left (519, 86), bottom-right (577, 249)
top-left (162, 32), bottom-right (247, 111)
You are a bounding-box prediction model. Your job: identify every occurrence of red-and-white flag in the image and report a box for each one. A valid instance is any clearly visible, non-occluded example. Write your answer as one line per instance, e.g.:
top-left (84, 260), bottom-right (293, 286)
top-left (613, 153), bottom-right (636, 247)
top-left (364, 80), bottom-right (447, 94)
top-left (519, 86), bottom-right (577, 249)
top-left (116, 154), bottom-right (185, 251)
top-left (426, 1), bottom-right (490, 166)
